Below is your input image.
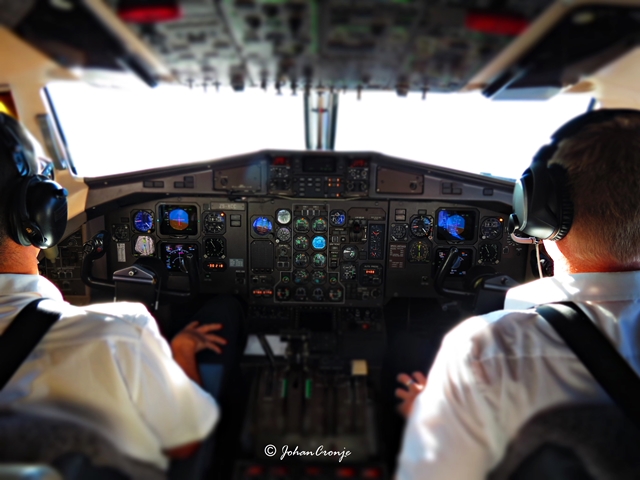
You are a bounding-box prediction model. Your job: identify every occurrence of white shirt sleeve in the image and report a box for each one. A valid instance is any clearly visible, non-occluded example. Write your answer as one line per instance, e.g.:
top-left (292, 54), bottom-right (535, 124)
top-left (117, 315), bottom-right (219, 450)
top-left (396, 319), bottom-right (504, 480)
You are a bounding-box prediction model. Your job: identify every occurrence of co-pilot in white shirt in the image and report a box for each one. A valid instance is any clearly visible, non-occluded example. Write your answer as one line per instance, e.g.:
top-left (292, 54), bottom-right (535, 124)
top-left (0, 274), bottom-right (218, 470)
top-left (397, 270), bottom-right (640, 480)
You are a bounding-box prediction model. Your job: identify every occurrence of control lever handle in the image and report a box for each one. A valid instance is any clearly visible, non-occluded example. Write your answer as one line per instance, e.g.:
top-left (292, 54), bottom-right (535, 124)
top-left (82, 231), bottom-right (115, 291)
top-left (434, 247), bottom-right (475, 299)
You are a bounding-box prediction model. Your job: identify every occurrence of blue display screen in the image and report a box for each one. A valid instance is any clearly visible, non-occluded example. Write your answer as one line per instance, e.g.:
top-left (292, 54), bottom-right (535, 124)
top-left (312, 236), bottom-right (327, 250)
top-left (436, 210), bottom-right (476, 242)
top-left (252, 216), bottom-right (273, 236)
top-left (133, 210), bottom-right (154, 233)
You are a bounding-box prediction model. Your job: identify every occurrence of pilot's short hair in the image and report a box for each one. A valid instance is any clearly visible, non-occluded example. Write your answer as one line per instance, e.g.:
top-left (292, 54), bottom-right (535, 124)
top-left (549, 112), bottom-right (640, 265)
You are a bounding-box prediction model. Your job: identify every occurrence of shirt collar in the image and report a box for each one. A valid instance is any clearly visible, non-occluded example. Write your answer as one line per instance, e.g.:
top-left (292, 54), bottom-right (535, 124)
top-left (0, 274), bottom-right (64, 302)
top-left (505, 270), bottom-right (640, 310)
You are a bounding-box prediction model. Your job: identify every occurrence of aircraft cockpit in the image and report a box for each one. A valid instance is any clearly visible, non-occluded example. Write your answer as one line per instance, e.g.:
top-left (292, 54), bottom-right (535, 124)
top-left (2, 0), bottom-right (640, 479)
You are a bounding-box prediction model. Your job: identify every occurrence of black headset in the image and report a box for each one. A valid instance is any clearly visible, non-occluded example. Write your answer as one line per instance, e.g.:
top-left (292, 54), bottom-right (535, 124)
top-left (509, 108), bottom-right (640, 242)
top-left (0, 113), bottom-right (68, 249)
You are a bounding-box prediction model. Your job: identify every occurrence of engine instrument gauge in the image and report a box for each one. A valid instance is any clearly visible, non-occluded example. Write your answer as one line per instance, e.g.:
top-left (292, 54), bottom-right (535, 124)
top-left (343, 245), bottom-right (358, 261)
top-left (204, 237), bottom-right (226, 259)
top-left (294, 235), bottom-right (309, 250)
top-left (479, 243), bottom-right (500, 264)
top-left (330, 210), bottom-right (346, 227)
top-left (341, 263), bottom-right (357, 281)
top-left (312, 217), bottom-right (328, 232)
top-left (133, 210), bottom-right (154, 233)
top-left (276, 227), bottom-right (292, 242)
top-left (203, 212), bottom-right (226, 235)
top-left (293, 270), bottom-right (309, 284)
top-left (312, 271), bottom-right (326, 284)
top-left (407, 240), bottom-right (430, 263)
top-left (312, 253), bottom-right (326, 268)
top-left (410, 216), bottom-right (433, 238)
top-left (133, 236), bottom-right (155, 256)
top-left (480, 217), bottom-right (503, 240)
top-left (294, 217), bottom-right (310, 232)
top-left (294, 252), bottom-right (309, 267)
top-left (252, 216), bottom-right (273, 236)
top-left (276, 209), bottom-right (292, 225)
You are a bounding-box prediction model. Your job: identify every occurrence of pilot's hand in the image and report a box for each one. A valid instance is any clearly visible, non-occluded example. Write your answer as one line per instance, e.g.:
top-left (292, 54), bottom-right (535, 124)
top-left (395, 371), bottom-right (427, 419)
top-left (170, 322), bottom-right (227, 385)
top-left (171, 321), bottom-right (227, 355)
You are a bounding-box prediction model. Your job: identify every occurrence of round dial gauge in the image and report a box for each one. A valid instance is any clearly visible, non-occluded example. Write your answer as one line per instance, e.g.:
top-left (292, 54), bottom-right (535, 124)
top-left (407, 240), bottom-right (430, 263)
top-left (293, 269), bottom-right (309, 284)
top-left (330, 210), bottom-right (346, 227)
top-left (479, 243), bottom-right (500, 264)
top-left (203, 212), bottom-right (226, 234)
top-left (410, 216), bottom-right (433, 238)
top-left (312, 253), bottom-right (326, 268)
top-left (481, 217), bottom-right (503, 240)
top-left (341, 263), bottom-right (357, 281)
top-left (312, 217), bottom-right (328, 232)
top-left (294, 252), bottom-right (309, 267)
top-left (204, 238), bottom-right (226, 258)
top-left (294, 217), bottom-right (310, 232)
top-left (133, 210), bottom-right (154, 233)
top-left (312, 271), bottom-right (326, 284)
top-left (252, 216), bottom-right (273, 236)
top-left (276, 209), bottom-right (292, 225)
top-left (294, 235), bottom-right (309, 250)
top-left (276, 227), bottom-right (292, 242)
top-left (134, 236), bottom-right (155, 256)
top-left (342, 246), bottom-right (358, 260)
top-left (391, 224), bottom-right (407, 241)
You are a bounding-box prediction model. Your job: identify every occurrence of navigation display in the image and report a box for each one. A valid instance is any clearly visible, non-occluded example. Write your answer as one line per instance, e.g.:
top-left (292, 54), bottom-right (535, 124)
top-left (159, 204), bottom-right (198, 235)
top-left (161, 243), bottom-right (198, 272)
top-left (436, 209), bottom-right (476, 242)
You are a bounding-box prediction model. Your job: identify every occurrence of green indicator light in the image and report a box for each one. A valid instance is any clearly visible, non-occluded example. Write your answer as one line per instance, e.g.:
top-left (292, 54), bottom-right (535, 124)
top-left (281, 378), bottom-right (288, 399)
top-left (305, 378), bottom-right (312, 399)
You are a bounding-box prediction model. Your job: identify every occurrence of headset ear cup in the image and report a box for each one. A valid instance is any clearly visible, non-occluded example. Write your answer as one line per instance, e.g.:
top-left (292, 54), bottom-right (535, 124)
top-left (551, 189), bottom-right (573, 241)
top-left (547, 164), bottom-right (573, 241)
top-left (7, 176), bottom-right (67, 248)
top-left (27, 179), bottom-right (68, 248)
top-left (8, 177), bottom-right (34, 247)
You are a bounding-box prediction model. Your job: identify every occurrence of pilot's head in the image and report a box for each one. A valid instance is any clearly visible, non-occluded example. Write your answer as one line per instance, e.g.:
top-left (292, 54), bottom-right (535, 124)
top-left (512, 109), bottom-right (640, 273)
top-left (0, 112), bottom-right (67, 252)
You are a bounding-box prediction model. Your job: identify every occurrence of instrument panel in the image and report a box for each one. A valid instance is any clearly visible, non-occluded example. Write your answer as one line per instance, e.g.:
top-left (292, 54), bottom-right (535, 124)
top-left (105, 198), bottom-right (528, 307)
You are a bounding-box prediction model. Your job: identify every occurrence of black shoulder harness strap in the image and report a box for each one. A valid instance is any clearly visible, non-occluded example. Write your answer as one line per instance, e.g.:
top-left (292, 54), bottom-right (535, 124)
top-left (537, 302), bottom-right (640, 430)
top-left (0, 298), bottom-right (61, 391)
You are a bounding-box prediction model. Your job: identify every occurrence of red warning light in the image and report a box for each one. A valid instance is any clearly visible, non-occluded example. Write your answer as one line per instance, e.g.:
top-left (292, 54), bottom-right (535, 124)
top-left (350, 159), bottom-right (368, 168)
top-left (273, 157), bottom-right (289, 166)
top-left (465, 12), bottom-right (528, 36)
top-left (118, 5), bottom-right (181, 23)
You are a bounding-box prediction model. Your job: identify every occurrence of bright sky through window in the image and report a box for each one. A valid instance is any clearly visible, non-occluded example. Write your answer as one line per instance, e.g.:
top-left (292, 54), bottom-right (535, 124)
top-left (48, 82), bottom-right (590, 179)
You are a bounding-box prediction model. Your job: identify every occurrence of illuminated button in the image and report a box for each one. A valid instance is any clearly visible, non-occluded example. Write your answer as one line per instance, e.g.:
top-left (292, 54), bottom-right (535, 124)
top-left (312, 236), bottom-right (326, 250)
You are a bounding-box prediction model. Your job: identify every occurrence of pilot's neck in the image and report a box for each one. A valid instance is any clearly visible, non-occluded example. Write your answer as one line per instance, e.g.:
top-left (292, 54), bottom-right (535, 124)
top-left (544, 238), bottom-right (640, 275)
top-left (0, 242), bottom-right (40, 275)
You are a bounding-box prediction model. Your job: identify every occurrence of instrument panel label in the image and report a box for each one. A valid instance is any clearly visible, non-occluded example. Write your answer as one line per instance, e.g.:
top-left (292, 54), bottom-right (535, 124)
top-left (389, 243), bottom-right (406, 269)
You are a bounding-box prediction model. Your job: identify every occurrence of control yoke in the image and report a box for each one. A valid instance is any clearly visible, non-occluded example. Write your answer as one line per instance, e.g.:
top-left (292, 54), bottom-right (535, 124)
top-left (81, 230), bottom-right (199, 304)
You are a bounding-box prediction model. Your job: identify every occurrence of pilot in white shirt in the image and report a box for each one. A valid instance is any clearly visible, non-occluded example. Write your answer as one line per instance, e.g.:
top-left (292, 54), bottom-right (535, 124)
top-left (0, 112), bottom-right (229, 471)
top-left (396, 110), bottom-right (640, 479)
